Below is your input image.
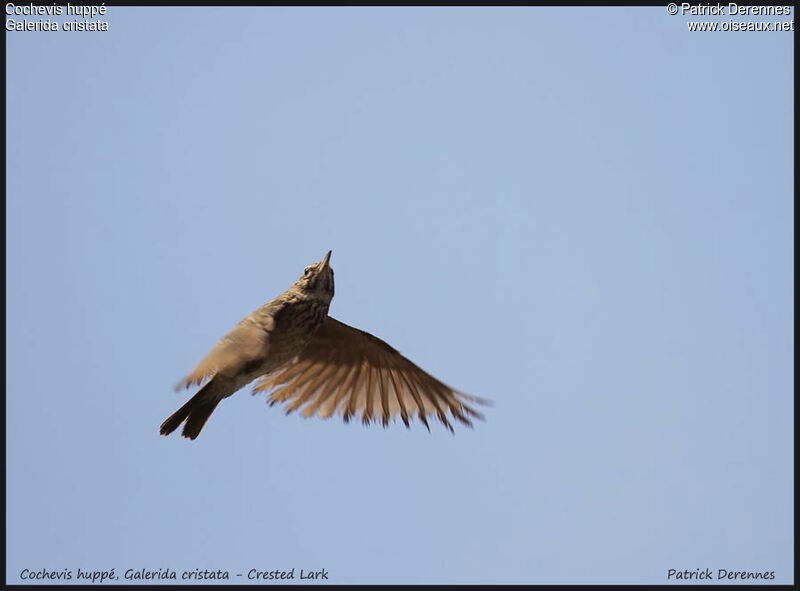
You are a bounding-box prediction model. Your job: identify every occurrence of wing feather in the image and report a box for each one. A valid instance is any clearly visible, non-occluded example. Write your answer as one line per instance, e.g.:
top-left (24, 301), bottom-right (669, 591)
top-left (176, 318), bottom-right (270, 390)
top-left (301, 363), bottom-right (351, 418)
top-left (253, 316), bottom-right (489, 431)
top-left (285, 363), bottom-right (339, 414)
top-left (321, 361), bottom-right (361, 419)
top-left (362, 364), bottom-right (376, 425)
top-left (388, 368), bottom-right (410, 428)
top-left (378, 365), bottom-right (392, 427)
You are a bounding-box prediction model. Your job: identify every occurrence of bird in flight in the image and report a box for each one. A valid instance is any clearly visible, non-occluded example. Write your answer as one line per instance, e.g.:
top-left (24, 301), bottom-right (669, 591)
top-left (160, 251), bottom-right (489, 439)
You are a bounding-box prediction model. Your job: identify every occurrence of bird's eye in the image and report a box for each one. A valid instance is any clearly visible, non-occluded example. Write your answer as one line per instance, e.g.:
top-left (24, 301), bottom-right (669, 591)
top-left (303, 267), bottom-right (313, 277)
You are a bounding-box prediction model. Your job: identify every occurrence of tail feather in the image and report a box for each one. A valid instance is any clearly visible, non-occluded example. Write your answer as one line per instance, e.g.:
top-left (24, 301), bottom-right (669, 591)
top-left (160, 379), bottom-right (223, 440)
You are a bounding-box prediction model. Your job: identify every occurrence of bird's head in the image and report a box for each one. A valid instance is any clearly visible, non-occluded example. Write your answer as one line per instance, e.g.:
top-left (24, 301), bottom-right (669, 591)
top-left (295, 250), bottom-right (335, 303)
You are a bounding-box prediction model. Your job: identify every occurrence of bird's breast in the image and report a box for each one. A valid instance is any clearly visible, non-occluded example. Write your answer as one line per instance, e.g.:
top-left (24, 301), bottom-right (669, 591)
top-left (265, 298), bottom-right (329, 367)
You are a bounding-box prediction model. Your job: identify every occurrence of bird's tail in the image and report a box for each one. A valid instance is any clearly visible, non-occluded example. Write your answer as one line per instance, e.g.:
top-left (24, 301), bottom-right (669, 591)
top-left (160, 378), bottom-right (223, 440)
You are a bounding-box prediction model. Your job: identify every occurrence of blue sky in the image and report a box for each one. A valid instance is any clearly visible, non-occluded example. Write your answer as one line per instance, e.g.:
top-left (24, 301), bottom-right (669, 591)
top-left (6, 6), bottom-right (793, 585)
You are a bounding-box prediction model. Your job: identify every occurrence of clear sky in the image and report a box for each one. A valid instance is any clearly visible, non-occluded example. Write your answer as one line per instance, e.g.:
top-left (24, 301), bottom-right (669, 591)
top-left (6, 6), bottom-right (793, 585)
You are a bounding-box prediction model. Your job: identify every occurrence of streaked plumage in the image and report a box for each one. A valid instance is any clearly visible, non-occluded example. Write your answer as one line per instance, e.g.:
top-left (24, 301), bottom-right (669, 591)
top-left (160, 251), bottom-right (489, 439)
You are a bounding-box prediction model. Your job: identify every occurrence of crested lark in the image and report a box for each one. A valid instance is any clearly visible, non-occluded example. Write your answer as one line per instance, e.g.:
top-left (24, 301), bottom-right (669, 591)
top-left (160, 251), bottom-right (489, 439)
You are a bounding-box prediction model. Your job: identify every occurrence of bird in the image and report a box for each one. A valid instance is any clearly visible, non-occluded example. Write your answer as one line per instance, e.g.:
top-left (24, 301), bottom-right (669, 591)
top-left (160, 250), bottom-right (489, 439)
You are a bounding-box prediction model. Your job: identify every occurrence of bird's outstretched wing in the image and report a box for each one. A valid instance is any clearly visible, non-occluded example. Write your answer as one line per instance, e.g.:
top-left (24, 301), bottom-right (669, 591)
top-left (175, 316), bottom-right (272, 390)
top-left (253, 316), bottom-right (490, 431)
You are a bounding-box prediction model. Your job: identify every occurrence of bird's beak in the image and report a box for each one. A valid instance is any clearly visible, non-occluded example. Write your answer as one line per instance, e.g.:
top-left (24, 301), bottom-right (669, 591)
top-left (320, 250), bottom-right (332, 270)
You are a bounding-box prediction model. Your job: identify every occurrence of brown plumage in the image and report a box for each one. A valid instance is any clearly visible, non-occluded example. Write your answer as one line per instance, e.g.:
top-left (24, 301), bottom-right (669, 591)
top-left (160, 250), bottom-right (490, 439)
